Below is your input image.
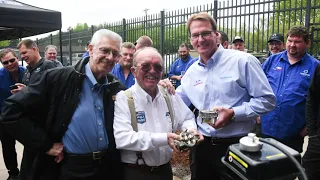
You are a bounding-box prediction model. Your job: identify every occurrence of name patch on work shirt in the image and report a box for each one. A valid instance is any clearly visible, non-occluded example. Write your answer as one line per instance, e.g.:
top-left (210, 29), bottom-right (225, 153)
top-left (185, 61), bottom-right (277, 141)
top-left (136, 111), bottom-right (146, 124)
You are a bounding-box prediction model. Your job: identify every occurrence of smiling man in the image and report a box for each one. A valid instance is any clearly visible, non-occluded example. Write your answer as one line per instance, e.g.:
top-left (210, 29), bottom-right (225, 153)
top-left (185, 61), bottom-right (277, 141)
top-left (0, 29), bottom-right (126, 180)
top-left (175, 12), bottom-right (276, 180)
top-left (0, 49), bottom-right (25, 180)
top-left (44, 45), bottom-right (63, 67)
top-left (261, 26), bottom-right (320, 154)
top-left (113, 47), bottom-right (202, 180)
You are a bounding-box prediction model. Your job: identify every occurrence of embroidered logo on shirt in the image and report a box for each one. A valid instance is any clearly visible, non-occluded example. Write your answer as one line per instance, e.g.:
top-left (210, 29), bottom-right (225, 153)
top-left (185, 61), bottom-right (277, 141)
top-left (136, 111), bottom-right (146, 124)
top-left (273, 66), bottom-right (282, 71)
top-left (34, 67), bottom-right (41, 73)
top-left (166, 112), bottom-right (170, 117)
top-left (300, 70), bottom-right (310, 77)
top-left (194, 80), bottom-right (203, 86)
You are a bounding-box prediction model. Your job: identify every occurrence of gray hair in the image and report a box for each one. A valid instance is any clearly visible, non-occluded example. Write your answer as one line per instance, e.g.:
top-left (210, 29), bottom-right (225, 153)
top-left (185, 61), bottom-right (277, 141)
top-left (44, 45), bottom-right (57, 53)
top-left (133, 47), bottom-right (163, 67)
top-left (90, 29), bottom-right (123, 48)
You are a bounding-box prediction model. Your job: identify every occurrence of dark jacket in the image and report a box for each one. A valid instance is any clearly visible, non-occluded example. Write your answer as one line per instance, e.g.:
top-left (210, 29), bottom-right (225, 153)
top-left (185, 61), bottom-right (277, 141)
top-left (22, 58), bottom-right (57, 85)
top-left (306, 64), bottom-right (320, 137)
top-left (0, 57), bottom-right (126, 179)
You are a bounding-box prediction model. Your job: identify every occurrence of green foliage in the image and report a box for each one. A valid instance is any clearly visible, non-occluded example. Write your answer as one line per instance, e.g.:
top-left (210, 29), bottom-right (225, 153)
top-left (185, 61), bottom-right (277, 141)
top-left (0, 40), bottom-right (9, 47)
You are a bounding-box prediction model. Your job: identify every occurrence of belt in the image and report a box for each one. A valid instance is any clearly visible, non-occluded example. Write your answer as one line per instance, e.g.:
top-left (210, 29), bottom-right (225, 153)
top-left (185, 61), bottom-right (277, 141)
top-left (65, 149), bottom-right (108, 162)
top-left (204, 136), bottom-right (242, 145)
top-left (123, 162), bottom-right (170, 172)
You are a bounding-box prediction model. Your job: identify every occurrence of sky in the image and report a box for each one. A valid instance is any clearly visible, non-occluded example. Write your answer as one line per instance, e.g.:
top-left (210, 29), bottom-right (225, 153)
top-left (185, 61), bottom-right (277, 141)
top-left (21, 0), bottom-right (214, 38)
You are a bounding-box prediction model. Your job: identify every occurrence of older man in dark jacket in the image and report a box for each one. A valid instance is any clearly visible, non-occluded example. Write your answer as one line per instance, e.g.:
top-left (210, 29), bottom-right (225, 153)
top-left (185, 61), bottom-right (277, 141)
top-left (0, 29), bottom-right (125, 180)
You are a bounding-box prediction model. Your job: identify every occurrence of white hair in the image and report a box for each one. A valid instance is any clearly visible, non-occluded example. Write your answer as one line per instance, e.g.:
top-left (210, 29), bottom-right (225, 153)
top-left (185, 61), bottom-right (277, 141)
top-left (133, 47), bottom-right (163, 67)
top-left (90, 29), bottom-right (122, 48)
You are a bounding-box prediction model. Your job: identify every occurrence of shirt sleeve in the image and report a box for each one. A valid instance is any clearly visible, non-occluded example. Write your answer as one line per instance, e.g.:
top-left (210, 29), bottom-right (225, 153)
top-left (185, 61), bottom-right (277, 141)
top-left (113, 91), bottom-right (168, 151)
top-left (306, 64), bottom-right (320, 136)
top-left (232, 55), bottom-right (276, 121)
top-left (170, 94), bottom-right (196, 132)
top-left (168, 60), bottom-right (177, 79)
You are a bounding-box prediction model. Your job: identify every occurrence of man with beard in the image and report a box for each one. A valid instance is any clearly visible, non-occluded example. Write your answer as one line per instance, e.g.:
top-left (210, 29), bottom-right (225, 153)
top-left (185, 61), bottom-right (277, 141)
top-left (44, 45), bottom-right (63, 67)
top-left (259, 33), bottom-right (285, 64)
top-left (168, 43), bottom-right (194, 88)
top-left (111, 42), bottom-right (136, 88)
top-left (0, 29), bottom-right (125, 180)
top-left (261, 26), bottom-right (319, 153)
top-left (0, 49), bottom-right (25, 180)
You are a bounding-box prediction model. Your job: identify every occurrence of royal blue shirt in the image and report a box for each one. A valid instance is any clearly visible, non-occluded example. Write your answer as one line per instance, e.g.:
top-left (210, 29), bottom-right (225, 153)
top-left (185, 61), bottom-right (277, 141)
top-left (62, 63), bottom-right (108, 153)
top-left (261, 50), bottom-right (319, 139)
top-left (185, 57), bottom-right (199, 71)
top-left (0, 66), bottom-right (26, 111)
top-left (168, 55), bottom-right (194, 87)
top-left (111, 63), bottom-right (135, 88)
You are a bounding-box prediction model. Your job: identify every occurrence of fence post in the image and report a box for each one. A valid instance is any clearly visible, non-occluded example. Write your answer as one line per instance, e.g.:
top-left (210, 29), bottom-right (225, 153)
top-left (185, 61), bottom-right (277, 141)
top-left (50, 34), bottom-right (53, 45)
top-left (36, 38), bottom-right (38, 45)
top-left (122, 18), bottom-right (127, 42)
top-left (69, 29), bottom-right (72, 66)
top-left (160, 11), bottom-right (165, 58)
top-left (305, 0), bottom-right (311, 29)
top-left (59, 30), bottom-right (63, 65)
top-left (310, 26), bottom-right (314, 55)
top-left (91, 25), bottom-right (94, 38)
top-left (213, 0), bottom-right (218, 22)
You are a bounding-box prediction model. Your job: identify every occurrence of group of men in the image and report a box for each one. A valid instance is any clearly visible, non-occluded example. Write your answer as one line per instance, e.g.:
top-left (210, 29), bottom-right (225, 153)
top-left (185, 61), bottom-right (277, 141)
top-left (0, 11), bottom-right (319, 180)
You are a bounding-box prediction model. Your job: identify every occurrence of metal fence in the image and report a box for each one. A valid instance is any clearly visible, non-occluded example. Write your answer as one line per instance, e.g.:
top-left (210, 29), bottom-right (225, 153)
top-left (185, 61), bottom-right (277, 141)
top-left (34, 0), bottom-right (320, 73)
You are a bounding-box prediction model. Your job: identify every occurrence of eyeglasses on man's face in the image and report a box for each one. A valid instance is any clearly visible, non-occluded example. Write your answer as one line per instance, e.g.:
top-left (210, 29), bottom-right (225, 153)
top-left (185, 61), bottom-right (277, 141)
top-left (1, 58), bottom-right (16, 65)
top-left (190, 30), bottom-right (213, 40)
top-left (136, 63), bottom-right (163, 73)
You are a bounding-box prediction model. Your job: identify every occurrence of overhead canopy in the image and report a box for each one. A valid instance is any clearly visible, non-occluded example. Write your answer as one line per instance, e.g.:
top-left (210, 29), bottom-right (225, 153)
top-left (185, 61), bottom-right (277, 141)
top-left (0, 0), bottom-right (62, 41)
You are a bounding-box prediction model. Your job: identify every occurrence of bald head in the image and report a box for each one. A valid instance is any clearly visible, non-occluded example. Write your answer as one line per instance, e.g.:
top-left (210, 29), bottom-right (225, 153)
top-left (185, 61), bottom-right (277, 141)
top-left (135, 36), bottom-right (153, 50)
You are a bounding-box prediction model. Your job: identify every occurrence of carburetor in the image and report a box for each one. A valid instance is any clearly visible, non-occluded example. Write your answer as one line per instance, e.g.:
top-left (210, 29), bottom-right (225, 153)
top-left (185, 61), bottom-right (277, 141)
top-left (174, 129), bottom-right (199, 152)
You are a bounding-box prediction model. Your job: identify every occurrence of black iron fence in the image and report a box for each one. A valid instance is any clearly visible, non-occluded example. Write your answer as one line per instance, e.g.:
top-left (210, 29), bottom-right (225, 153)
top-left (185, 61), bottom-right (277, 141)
top-left (25, 0), bottom-right (320, 72)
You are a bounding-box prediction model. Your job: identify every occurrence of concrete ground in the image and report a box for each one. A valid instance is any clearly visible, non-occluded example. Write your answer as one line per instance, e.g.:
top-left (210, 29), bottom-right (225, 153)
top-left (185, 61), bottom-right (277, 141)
top-left (0, 137), bottom-right (309, 180)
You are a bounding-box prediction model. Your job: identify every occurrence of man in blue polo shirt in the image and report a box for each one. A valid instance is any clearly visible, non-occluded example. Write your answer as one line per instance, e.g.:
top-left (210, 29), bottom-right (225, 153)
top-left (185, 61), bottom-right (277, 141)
top-left (0, 48), bottom-right (25, 180)
top-left (111, 42), bottom-right (136, 88)
top-left (168, 43), bottom-right (194, 88)
top-left (261, 26), bottom-right (320, 153)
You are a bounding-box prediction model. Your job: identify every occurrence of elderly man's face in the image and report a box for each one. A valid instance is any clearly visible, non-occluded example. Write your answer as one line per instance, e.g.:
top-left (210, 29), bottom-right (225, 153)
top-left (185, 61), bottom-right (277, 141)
top-left (45, 47), bottom-right (57, 60)
top-left (132, 50), bottom-right (163, 93)
top-left (1, 52), bottom-right (19, 73)
top-left (119, 47), bottom-right (135, 68)
top-left (90, 36), bottom-right (121, 76)
top-left (232, 41), bottom-right (245, 51)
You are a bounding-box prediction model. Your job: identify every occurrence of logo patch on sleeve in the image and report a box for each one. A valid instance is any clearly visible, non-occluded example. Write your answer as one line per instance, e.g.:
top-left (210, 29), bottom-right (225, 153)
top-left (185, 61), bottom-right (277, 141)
top-left (136, 111), bottom-right (146, 124)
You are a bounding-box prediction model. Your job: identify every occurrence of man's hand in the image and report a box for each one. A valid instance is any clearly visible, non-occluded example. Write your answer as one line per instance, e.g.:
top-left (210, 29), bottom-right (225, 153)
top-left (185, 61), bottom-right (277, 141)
top-left (46, 143), bottom-right (64, 163)
top-left (187, 128), bottom-right (204, 144)
top-left (10, 83), bottom-right (26, 94)
top-left (299, 127), bottom-right (308, 137)
top-left (208, 107), bottom-right (234, 129)
top-left (167, 133), bottom-right (179, 151)
top-left (158, 78), bottom-right (175, 95)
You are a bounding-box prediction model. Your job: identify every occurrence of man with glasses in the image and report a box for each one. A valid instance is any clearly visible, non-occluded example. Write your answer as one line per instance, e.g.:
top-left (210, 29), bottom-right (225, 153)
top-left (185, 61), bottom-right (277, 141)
top-left (0, 49), bottom-right (25, 180)
top-left (0, 29), bottom-right (126, 179)
top-left (113, 47), bottom-right (203, 180)
top-left (259, 33), bottom-right (285, 64)
top-left (111, 42), bottom-right (136, 88)
top-left (174, 12), bottom-right (276, 180)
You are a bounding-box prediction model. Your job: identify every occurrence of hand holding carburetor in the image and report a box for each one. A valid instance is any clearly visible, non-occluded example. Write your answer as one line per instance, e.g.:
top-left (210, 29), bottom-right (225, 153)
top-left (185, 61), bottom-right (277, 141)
top-left (174, 129), bottom-right (200, 152)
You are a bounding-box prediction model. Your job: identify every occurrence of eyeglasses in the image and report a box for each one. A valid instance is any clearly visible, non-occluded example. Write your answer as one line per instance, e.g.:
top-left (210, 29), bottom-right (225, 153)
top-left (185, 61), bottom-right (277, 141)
top-left (269, 42), bottom-right (283, 46)
top-left (1, 58), bottom-right (16, 65)
top-left (99, 48), bottom-right (120, 58)
top-left (190, 30), bottom-right (213, 40)
top-left (137, 63), bottom-right (163, 73)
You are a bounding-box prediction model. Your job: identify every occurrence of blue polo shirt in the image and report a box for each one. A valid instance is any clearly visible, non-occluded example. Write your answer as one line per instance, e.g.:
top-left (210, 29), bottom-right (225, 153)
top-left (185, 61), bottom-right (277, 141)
top-left (0, 66), bottom-right (26, 111)
top-left (261, 50), bottom-right (319, 139)
top-left (168, 55), bottom-right (194, 87)
top-left (111, 63), bottom-right (135, 88)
